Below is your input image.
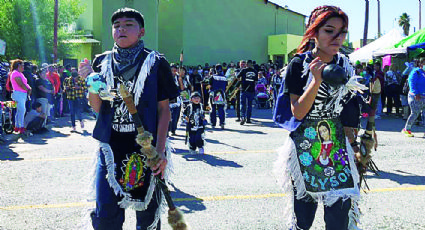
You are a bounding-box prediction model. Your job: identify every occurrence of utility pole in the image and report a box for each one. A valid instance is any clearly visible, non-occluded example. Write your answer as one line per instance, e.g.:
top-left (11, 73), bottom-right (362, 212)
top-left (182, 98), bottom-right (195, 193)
top-left (419, 0), bottom-right (422, 30)
top-left (53, 0), bottom-right (58, 63)
top-left (377, 0), bottom-right (381, 37)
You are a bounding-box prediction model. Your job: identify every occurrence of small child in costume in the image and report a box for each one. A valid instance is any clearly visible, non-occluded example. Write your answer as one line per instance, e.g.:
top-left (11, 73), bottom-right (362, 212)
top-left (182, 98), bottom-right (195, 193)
top-left (183, 92), bottom-right (206, 154)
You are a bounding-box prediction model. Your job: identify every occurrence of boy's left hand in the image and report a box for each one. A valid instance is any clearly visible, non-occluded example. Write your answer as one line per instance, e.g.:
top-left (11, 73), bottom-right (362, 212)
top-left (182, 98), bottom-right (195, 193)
top-left (152, 153), bottom-right (167, 179)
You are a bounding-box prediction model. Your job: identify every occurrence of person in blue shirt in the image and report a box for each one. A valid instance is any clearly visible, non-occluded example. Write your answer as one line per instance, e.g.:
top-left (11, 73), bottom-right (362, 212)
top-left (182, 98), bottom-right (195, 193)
top-left (402, 58), bottom-right (425, 137)
top-left (208, 64), bottom-right (227, 129)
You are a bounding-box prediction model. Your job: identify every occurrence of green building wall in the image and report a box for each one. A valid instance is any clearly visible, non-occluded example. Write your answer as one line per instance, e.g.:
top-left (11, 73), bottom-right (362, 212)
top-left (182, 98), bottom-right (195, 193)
top-left (75, 0), bottom-right (305, 64)
top-left (158, 0), bottom-right (305, 66)
top-left (77, 0), bottom-right (160, 59)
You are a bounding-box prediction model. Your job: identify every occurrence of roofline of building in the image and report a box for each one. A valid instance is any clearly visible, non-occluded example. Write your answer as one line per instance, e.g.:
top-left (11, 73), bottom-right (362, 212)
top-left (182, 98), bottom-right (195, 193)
top-left (264, 0), bottom-right (307, 18)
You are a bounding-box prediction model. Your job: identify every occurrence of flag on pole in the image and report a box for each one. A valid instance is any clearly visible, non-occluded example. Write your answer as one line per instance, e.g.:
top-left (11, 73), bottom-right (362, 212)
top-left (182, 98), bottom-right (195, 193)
top-left (179, 49), bottom-right (184, 67)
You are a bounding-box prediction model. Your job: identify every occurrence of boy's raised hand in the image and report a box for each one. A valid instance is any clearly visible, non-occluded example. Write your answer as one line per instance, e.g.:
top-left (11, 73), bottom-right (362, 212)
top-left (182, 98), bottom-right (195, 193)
top-left (78, 58), bottom-right (94, 79)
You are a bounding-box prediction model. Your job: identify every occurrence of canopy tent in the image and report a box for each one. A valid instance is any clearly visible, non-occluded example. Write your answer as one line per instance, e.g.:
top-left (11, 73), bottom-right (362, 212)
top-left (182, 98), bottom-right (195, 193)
top-left (373, 27), bottom-right (425, 58)
top-left (349, 28), bottom-right (404, 63)
top-left (394, 27), bottom-right (425, 48)
top-left (407, 42), bottom-right (425, 51)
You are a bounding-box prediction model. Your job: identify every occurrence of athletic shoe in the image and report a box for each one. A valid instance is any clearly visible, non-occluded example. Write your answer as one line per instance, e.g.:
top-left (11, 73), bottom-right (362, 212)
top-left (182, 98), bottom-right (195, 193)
top-left (246, 119), bottom-right (252, 124)
top-left (236, 118), bottom-right (241, 122)
top-left (189, 149), bottom-right (196, 155)
top-left (19, 128), bottom-right (26, 134)
top-left (402, 129), bottom-right (414, 137)
top-left (14, 127), bottom-right (19, 133)
top-left (198, 148), bottom-right (204, 154)
top-left (220, 124), bottom-right (225, 130)
top-left (72, 126), bottom-right (77, 132)
top-left (240, 118), bottom-right (246, 125)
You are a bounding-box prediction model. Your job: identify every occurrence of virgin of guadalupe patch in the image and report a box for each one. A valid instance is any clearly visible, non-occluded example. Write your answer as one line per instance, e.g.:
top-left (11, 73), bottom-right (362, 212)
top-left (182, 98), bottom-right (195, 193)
top-left (119, 153), bottom-right (147, 191)
top-left (291, 118), bottom-right (355, 193)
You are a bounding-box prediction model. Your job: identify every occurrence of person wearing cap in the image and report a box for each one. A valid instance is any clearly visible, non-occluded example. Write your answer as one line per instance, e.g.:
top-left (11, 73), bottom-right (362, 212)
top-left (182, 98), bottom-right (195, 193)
top-left (183, 91), bottom-right (206, 154)
top-left (63, 69), bottom-right (87, 132)
top-left (78, 7), bottom-right (179, 229)
top-left (208, 64), bottom-right (228, 129)
top-left (237, 59), bottom-right (258, 125)
top-left (168, 63), bottom-right (184, 136)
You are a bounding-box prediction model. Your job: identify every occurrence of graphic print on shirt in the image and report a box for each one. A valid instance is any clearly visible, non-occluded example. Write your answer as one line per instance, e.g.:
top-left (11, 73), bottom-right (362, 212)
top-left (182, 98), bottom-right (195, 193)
top-left (307, 82), bottom-right (346, 119)
top-left (112, 80), bottom-right (136, 133)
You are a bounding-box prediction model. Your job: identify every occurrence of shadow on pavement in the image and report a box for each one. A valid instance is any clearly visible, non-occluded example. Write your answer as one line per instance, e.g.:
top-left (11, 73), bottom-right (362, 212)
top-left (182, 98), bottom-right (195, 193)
top-left (170, 184), bottom-right (206, 214)
top-left (0, 146), bottom-right (23, 161)
top-left (182, 153), bottom-right (243, 168)
top-left (21, 129), bottom-right (70, 145)
top-left (204, 138), bottom-right (244, 149)
top-left (366, 170), bottom-right (425, 185)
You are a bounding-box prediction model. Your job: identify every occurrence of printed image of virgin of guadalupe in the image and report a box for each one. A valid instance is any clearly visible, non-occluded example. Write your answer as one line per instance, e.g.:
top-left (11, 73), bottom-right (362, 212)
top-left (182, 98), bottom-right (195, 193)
top-left (316, 120), bottom-right (334, 167)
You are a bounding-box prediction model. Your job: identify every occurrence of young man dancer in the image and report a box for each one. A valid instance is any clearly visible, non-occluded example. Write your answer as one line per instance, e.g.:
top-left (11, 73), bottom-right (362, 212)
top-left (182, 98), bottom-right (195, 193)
top-left (79, 8), bottom-right (179, 229)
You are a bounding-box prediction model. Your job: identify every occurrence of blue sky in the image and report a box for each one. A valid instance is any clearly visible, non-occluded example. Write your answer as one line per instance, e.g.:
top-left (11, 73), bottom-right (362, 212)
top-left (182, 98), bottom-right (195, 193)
top-left (270, 0), bottom-right (422, 42)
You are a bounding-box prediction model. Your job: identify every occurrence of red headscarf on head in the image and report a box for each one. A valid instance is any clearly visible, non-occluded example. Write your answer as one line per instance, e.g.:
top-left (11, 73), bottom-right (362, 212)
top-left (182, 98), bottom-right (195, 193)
top-left (297, 6), bottom-right (349, 54)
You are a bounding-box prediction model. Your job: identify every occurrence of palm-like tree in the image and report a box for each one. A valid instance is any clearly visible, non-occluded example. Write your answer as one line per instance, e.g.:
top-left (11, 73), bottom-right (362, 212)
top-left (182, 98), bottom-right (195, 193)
top-left (399, 13), bottom-right (411, 36)
top-left (363, 0), bottom-right (369, 46)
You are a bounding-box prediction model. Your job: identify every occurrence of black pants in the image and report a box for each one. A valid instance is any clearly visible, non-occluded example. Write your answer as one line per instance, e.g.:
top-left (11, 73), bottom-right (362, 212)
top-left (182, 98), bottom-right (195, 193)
top-left (26, 116), bottom-right (44, 132)
top-left (385, 84), bottom-right (401, 114)
top-left (188, 129), bottom-right (204, 150)
top-left (91, 151), bottom-right (161, 230)
top-left (293, 195), bottom-right (351, 230)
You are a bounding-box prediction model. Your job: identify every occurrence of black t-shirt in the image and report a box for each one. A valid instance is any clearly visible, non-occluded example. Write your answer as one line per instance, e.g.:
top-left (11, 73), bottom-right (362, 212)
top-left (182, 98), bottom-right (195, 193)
top-left (190, 73), bottom-right (202, 93)
top-left (35, 78), bottom-right (53, 100)
top-left (92, 49), bottom-right (179, 134)
top-left (238, 67), bottom-right (258, 93)
top-left (285, 53), bottom-right (349, 119)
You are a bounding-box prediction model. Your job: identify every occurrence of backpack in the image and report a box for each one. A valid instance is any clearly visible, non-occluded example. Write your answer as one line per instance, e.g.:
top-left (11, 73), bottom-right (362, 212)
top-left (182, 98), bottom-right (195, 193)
top-left (273, 53), bottom-right (309, 131)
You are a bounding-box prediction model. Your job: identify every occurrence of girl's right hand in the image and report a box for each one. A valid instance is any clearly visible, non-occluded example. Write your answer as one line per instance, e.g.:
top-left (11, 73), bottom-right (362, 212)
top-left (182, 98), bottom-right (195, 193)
top-left (309, 57), bottom-right (326, 83)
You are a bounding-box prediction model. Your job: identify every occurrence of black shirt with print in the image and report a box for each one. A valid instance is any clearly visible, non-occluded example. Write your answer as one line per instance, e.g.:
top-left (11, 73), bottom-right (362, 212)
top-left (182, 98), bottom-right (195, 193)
top-left (285, 54), bottom-right (347, 119)
top-left (238, 67), bottom-right (258, 93)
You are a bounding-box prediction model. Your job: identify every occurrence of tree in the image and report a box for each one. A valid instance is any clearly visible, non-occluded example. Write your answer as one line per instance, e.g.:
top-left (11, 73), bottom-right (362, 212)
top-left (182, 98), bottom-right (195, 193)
top-left (0, 0), bottom-right (84, 63)
top-left (363, 0), bottom-right (369, 47)
top-left (399, 13), bottom-right (411, 36)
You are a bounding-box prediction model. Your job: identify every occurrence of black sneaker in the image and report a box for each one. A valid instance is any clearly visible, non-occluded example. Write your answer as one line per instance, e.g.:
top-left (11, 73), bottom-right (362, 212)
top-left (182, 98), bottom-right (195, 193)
top-left (246, 120), bottom-right (252, 124)
top-left (236, 118), bottom-right (241, 122)
top-left (220, 124), bottom-right (225, 129)
top-left (240, 118), bottom-right (246, 125)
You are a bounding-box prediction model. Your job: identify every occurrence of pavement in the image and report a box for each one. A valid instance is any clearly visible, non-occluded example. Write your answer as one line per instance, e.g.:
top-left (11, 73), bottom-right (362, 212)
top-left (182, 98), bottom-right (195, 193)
top-left (1, 109), bottom-right (425, 230)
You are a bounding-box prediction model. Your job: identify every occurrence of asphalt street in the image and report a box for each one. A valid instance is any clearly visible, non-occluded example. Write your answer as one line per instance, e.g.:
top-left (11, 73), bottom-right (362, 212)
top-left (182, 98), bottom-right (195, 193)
top-left (1, 108), bottom-right (425, 230)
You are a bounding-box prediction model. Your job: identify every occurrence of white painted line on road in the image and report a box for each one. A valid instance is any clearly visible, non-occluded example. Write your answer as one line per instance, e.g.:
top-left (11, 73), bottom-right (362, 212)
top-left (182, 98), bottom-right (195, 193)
top-left (2, 185), bottom-right (425, 210)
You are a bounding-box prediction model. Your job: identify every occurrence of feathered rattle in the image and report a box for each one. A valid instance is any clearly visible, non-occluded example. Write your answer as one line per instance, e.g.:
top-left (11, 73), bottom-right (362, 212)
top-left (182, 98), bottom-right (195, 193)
top-left (118, 84), bottom-right (188, 230)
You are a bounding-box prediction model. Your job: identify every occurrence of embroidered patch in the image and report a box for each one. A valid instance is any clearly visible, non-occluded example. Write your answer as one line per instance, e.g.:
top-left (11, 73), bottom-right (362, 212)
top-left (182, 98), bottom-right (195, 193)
top-left (119, 153), bottom-right (146, 191)
top-left (300, 140), bottom-right (312, 150)
top-left (304, 127), bottom-right (317, 140)
top-left (299, 152), bottom-right (313, 166)
top-left (334, 148), bottom-right (349, 166)
top-left (291, 118), bottom-right (355, 193)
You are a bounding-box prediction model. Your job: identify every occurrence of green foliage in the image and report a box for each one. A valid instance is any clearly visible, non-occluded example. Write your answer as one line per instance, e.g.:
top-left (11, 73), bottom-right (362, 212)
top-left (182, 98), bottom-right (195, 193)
top-left (398, 12), bottom-right (410, 37)
top-left (0, 0), bottom-right (85, 63)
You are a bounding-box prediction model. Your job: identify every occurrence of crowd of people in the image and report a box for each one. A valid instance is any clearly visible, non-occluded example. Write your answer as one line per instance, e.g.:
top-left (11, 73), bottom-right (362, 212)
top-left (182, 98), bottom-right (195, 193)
top-left (2, 6), bottom-right (425, 230)
top-left (0, 60), bottom-right (89, 142)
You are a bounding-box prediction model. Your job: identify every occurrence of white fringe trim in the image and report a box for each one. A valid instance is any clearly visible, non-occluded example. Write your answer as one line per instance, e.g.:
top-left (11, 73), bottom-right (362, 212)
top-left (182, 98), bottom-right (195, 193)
top-left (274, 136), bottom-right (361, 229)
top-left (99, 52), bottom-right (114, 91)
top-left (99, 50), bottom-right (160, 107)
top-left (133, 51), bottom-right (160, 107)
